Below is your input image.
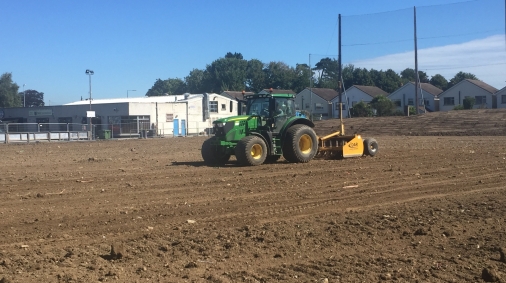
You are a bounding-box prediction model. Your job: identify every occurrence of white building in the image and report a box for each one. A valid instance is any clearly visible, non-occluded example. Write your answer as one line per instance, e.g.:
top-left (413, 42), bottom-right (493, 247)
top-left (388, 82), bottom-right (443, 113)
top-left (438, 79), bottom-right (498, 111)
top-left (496, 87), bottom-right (506, 109)
top-left (295, 88), bottom-right (338, 120)
top-left (342, 85), bottom-right (388, 116)
top-left (0, 93), bottom-right (238, 138)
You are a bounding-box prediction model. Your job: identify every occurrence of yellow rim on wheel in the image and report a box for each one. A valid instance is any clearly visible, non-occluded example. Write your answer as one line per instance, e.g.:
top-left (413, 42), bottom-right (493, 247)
top-left (299, 134), bottom-right (313, 154)
top-left (250, 144), bottom-right (263, 159)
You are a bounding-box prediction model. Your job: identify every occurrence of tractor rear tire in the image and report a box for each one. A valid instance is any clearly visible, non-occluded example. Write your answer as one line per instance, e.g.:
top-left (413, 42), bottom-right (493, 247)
top-left (283, 125), bottom-right (318, 163)
top-left (363, 138), bottom-right (379, 156)
top-left (201, 137), bottom-right (231, 165)
top-left (235, 136), bottom-right (267, 166)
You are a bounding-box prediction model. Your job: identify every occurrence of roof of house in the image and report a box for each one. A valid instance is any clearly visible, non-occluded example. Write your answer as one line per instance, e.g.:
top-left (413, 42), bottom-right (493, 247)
top-left (419, 83), bottom-right (443, 97)
top-left (64, 93), bottom-right (218, 106)
top-left (350, 85), bottom-right (388, 98)
top-left (305, 88), bottom-right (339, 101)
top-left (467, 79), bottom-right (498, 94)
top-left (439, 79), bottom-right (499, 97)
top-left (220, 91), bottom-right (254, 101)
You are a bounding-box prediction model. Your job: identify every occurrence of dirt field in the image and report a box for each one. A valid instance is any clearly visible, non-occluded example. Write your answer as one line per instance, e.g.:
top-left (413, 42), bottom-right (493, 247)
top-left (1, 110), bottom-right (506, 283)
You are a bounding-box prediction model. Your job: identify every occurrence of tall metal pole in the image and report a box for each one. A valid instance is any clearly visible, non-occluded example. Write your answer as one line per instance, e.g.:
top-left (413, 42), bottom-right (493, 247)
top-left (338, 14), bottom-right (344, 134)
top-left (414, 6), bottom-right (419, 115)
top-left (88, 74), bottom-right (92, 110)
top-left (85, 69), bottom-right (94, 139)
top-left (309, 54), bottom-right (312, 118)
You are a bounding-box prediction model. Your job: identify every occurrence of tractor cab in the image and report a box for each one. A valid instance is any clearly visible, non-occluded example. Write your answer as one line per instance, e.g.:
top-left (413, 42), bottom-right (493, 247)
top-left (244, 93), bottom-right (296, 132)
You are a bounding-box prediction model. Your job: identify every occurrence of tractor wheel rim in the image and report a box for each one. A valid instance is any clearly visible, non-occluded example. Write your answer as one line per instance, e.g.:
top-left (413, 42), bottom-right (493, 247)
top-left (299, 134), bottom-right (313, 154)
top-left (251, 144), bottom-right (263, 159)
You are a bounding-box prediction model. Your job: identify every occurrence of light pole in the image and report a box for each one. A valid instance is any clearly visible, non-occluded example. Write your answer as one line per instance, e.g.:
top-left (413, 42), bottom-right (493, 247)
top-left (23, 84), bottom-right (26, 107)
top-left (85, 69), bottom-right (94, 110)
top-left (127, 89), bottom-right (136, 98)
top-left (85, 69), bottom-right (94, 139)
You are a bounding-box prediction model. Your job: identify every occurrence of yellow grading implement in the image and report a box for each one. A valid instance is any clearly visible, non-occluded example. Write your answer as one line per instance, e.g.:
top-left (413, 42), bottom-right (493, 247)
top-left (315, 112), bottom-right (378, 159)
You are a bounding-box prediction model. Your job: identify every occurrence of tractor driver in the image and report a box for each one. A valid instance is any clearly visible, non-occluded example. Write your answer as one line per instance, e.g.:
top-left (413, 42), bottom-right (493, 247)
top-left (274, 101), bottom-right (288, 129)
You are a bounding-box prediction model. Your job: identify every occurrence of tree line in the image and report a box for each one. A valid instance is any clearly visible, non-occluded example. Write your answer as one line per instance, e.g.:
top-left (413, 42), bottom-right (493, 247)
top-left (146, 52), bottom-right (478, 97)
top-left (1, 52), bottom-right (478, 108)
top-left (0, 73), bottom-right (45, 108)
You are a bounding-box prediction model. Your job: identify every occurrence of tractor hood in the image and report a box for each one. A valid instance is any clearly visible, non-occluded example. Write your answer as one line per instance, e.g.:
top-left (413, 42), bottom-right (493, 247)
top-left (213, 115), bottom-right (250, 125)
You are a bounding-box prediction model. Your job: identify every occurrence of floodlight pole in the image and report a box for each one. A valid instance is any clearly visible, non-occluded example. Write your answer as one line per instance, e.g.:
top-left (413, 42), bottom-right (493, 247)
top-left (23, 84), bottom-right (26, 107)
top-left (85, 69), bottom-right (94, 139)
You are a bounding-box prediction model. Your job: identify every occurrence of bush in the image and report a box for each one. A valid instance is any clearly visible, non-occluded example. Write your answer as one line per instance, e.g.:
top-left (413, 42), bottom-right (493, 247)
top-left (351, 101), bottom-right (373, 117)
top-left (453, 104), bottom-right (464, 110)
top-left (463, 97), bottom-right (475, 109)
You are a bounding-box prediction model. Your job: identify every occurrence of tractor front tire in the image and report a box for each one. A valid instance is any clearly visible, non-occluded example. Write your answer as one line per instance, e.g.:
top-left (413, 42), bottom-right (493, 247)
top-left (201, 137), bottom-right (231, 165)
top-left (283, 125), bottom-right (318, 163)
top-left (363, 138), bottom-right (379, 156)
top-left (235, 136), bottom-right (267, 166)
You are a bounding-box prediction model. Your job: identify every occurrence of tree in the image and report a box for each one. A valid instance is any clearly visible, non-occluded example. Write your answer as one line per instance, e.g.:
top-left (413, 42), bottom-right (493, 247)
top-left (0, 73), bottom-right (21, 108)
top-left (351, 101), bottom-right (373, 117)
top-left (185, 69), bottom-right (205, 93)
top-left (313, 57), bottom-right (339, 89)
top-left (245, 59), bottom-right (265, 92)
top-left (400, 68), bottom-right (429, 84)
top-left (165, 78), bottom-right (186, 95)
top-left (146, 79), bottom-right (168, 96)
top-left (291, 64), bottom-right (311, 93)
top-left (225, 52), bottom-right (243, 60)
top-left (202, 55), bottom-right (248, 92)
top-left (19, 89), bottom-right (44, 107)
top-left (370, 95), bottom-right (396, 116)
top-left (263, 61), bottom-right (295, 90)
top-left (429, 74), bottom-right (448, 91)
top-left (463, 96), bottom-right (475, 109)
top-left (447, 71), bottom-right (478, 89)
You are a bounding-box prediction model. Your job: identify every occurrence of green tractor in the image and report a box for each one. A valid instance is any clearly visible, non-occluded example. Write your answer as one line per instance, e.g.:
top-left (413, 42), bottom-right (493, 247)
top-left (201, 92), bottom-right (319, 166)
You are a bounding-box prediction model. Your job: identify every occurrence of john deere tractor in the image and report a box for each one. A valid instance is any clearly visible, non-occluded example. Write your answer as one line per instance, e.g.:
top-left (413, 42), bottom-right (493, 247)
top-left (201, 91), bottom-right (378, 166)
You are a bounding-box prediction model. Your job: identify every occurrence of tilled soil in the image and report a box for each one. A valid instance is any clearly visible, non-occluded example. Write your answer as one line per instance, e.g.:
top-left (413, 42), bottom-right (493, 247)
top-left (1, 113), bottom-right (506, 282)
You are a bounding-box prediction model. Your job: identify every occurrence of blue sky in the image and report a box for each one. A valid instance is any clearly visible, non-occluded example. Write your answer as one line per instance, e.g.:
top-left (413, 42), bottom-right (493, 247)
top-left (1, 0), bottom-right (505, 105)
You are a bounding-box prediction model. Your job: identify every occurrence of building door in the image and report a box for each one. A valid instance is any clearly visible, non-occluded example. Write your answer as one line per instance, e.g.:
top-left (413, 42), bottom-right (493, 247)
top-left (181, 119), bottom-right (186, 136)
top-left (173, 119), bottom-right (179, 136)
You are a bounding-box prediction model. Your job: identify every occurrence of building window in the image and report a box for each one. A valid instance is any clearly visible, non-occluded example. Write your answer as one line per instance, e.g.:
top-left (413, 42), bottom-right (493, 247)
top-left (334, 103), bottom-right (346, 110)
top-left (475, 96), bottom-right (486, 105)
top-left (221, 103), bottom-right (226, 111)
top-left (424, 99), bottom-right (430, 106)
top-left (295, 103), bottom-right (300, 110)
top-left (443, 97), bottom-right (455, 106)
top-left (305, 103), bottom-right (309, 109)
top-left (315, 103), bottom-right (324, 110)
top-left (502, 95), bottom-right (506, 104)
top-left (408, 98), bottom-right (414, 106)
top-left (209, 101), bottom-right (218, 113)
top-left (393, 100), bottom-right (401, 107)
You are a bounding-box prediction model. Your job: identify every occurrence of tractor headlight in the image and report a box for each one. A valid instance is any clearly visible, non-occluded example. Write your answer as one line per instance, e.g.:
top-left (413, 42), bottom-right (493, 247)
top-left (216, 122), bottom-right (225, 127)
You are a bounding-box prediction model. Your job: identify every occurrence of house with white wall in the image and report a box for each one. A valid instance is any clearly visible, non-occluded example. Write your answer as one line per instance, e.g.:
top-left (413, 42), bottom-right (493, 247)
top-left (0, 93), bottom-right (238, 137)
top-left (496, 86), bottom-right (506, 109)
top-left (388, 82), bottom-right (443, 113)
top-left (438, 79), bottom-right (498, 111)
top-left (295, 88), bottom-right (338, 120)
top-left (342, 85), bottom-right (388, 116)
